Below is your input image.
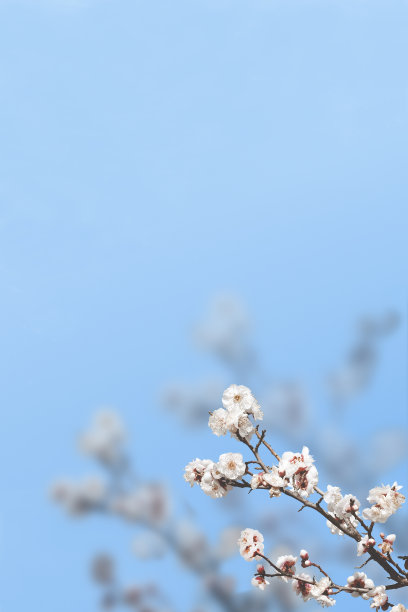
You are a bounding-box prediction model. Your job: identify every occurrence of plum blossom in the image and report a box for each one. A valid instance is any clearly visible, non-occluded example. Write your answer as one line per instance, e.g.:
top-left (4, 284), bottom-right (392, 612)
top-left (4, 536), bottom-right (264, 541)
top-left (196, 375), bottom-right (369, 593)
top-left (379, 533), bottom-right (396, 555)
top-left (293, 573), bottom-right (313, 601)
top-left (346, 572), bottom-right (374, 597)
top-left (357, 535), bottom-right (376, 556)
top-left (217, 452), bottom-right (246, 480)
top-left (251, 565), bottom-right (270, 590)
top-left (238, 528), bottom-right (264, 561)
top-left (363, 483), bottom-right (405, 523)
top-left (278, 446), bottom-right (318, 498)
top-left (390, 605), bottom-right (408, 612)
top-left (208, 408), bottom-right (228, 436)
top-left (276, 554), bottom-right (297, 582)
top-left (311, 577), bottom-right (336, 607)
top-left (250, 467), bottom-right (284, 497)
top-left (184, 458), bottom-right (214, 487)
top-left (208, 385), bottom-right (263, 441)
top-left (222, 384), bottom-right (257, 413)
top-left (324, 486), bottom-right (343, 512)
top-left (366, 585), bottom-right (388, 609)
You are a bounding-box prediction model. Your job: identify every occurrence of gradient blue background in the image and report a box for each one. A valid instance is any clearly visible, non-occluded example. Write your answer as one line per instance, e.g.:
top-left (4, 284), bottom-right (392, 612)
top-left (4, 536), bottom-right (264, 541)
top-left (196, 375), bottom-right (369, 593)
top-left (0, 0), bottom-right (407, 610)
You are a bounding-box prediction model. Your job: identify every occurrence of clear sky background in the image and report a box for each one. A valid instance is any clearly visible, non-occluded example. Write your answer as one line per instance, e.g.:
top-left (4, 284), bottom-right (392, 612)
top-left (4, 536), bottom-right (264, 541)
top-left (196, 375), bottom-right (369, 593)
top-left (0, 1), bottom-right (407, 611)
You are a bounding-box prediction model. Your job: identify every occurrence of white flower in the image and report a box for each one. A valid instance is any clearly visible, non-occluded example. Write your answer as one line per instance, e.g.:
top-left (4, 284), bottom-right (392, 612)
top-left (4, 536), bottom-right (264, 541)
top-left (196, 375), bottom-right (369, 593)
top-left (279, 447), bottom-right (318, 498)
top-left (334, 493), bottom-right (360, 519)
top-left (238, 528), bottom-right (264, 561)
top-left (357, 535), bottom-right (375, 556)
top-left (326, 512), bottom-right (358, 536)
top-left (324, 486), bottom-right (343, 513)
top-left (184, 458), bottom-right (213, 487)
top-left (276, 554), bottom-right (297, 582)
top-left (367, 585), bottom-right (388, 609)
top-left (251, 566), bottom-right (270, 590)
top-left (311, 577), bottom-right (336, 607)
top-left (217, 452), bottom-right (246, 480)
top-left (208, 408), bottom-right (228, 436)
top-left (379, 533), bottom-right (396, 555)
top-left (250, 467), bottom-right (284, 497)
top-left (249, 399), bottom-right (264, 421)
top-left (315, 595), bottom-right (336, 608)
top-left (227, 411), bottom-right (255, 439)
top-left (200, 463), bottom-right (231, 498)
top-left (293, 573), bottom-right (313, 601)
top-left (363, 483), bottom-right (405, 523)
top-left (222, 384), bottom-right (255, 413)
top-left (346, 572), bottom-right (374, 597)
top-left (390, 605), bottom-right (407, 612)
top-left (293, 464), bottom-right (319, 498)
top-left (79, 410), bottom-right (125, 464)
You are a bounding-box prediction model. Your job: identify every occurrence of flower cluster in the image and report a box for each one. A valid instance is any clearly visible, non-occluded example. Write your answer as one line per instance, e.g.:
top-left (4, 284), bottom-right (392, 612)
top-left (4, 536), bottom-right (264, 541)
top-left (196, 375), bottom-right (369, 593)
top-left (238, 528), bottom-right (264, 561)
top-left (362, 483), bottom-right (405, 523)
top-left (278, 446), bottom-right (318, 498)
top-left (208, 384), bottom-right (263, 440)
top-left (184, 452), bottom-right (246, 498)
top-left (186, 384), bottom-right (408, 611)
top-left (50, 476), bottom-right (105, 515)
top-left (323, 485), bottom-right (361, 535)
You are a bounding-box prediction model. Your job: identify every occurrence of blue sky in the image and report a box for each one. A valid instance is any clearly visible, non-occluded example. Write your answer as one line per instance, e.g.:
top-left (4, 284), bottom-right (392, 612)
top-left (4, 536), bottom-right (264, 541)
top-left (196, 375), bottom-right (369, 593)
top-left (0, 1), bottom-right (407, 611)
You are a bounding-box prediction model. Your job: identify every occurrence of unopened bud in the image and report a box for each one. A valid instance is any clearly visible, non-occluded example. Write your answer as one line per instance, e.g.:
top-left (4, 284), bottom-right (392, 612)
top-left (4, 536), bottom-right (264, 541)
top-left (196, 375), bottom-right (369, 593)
top-left (300, 549), bottom-right (309, 560)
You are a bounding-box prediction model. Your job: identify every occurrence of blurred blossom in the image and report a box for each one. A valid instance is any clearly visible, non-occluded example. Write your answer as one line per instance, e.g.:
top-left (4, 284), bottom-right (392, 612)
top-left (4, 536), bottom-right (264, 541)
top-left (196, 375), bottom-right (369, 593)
top-left (193, 295), bottom-right (254, 367)
top-left (79, 410), bottom-right (126, 465)
top-left (328, 310), bottom-right (400, 404)
top-left (92, 554), bottom-right (115, 585)
top-left (112, 484), bottom-right (170, 525)
top-left (133, 532), bottom-right (166, 560)
top-left (50, 476), bottom-right (105, 515)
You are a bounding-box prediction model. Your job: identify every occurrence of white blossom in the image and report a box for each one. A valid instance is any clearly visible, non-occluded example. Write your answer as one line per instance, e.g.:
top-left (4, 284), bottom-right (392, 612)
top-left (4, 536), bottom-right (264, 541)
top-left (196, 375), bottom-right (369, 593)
top-left (238, 528), bottom-right (264, 561)
top-left (334, 493), bottom-right (361, 519)
top-left (363, 483), bottom-right (405, 523)
top-left (326, 512), bottom-right (358, 536)
top-left (184, 458), bottom-right (213, 487)
top-left (279, 446), bottom-right (315, 478)
top-left (278, 446), bottom-right (318, 498)
top-left (227, 411), bottom-right (255, 439)
top-left (222, 384), bottom-right (256, 413)
top-left (311, 577), bottom-right (336, 607)
top-left (390, 605), bottom-right (408, 612)
top-left (379, 533), bottom-right (396, 555)
top-left (217, 452), bottom-right (246, 480)
top-left (357, 535), bottom-right (375, 556)
top-left (276, 554), bottom-right (297, 582)
top-left (293, 464), bottom-right (319, 498)
top-left (367, 585), bottom-right (388, 609)
top-left (200, 463), bottom-right (231, 498)
top-left (250, 467), bottom-right (284, 497)
top-left (293, 573), bottom-right (313, 601)
top-left (251, 565), bottom-right (269, 590)
top-left (208, 408), bottom-right (228, 436)
top-left (346, 572), bottom-right (374, 597)
top-left (324, 486), bottom-right (343, 512)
